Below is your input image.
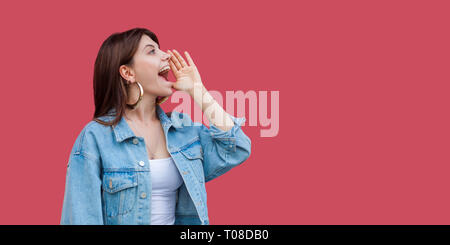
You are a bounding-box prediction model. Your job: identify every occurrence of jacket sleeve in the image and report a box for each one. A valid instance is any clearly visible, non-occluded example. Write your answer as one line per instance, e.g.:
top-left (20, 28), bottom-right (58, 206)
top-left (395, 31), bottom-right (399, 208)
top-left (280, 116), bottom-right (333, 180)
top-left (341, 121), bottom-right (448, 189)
top-left (197, 114), bottom-right (251, 183)
top-left (60, 148), bottom-right (104, 224)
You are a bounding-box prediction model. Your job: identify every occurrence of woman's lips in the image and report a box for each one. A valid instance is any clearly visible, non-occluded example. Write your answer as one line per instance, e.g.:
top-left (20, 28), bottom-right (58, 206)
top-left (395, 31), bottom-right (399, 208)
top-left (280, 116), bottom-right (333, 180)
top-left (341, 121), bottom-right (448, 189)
top-left (158, 74), bottom-right (168, 80)
top-left (159, 75), bottom-right (173, 85)
top-left (159, 70), bottom-right (171, 80)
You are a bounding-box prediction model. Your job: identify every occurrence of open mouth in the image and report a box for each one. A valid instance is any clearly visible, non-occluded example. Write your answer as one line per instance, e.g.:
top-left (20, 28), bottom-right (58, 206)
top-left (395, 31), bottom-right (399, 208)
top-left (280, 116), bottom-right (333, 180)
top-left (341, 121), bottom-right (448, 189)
top-left (158, 66), bottom-right (170, 81)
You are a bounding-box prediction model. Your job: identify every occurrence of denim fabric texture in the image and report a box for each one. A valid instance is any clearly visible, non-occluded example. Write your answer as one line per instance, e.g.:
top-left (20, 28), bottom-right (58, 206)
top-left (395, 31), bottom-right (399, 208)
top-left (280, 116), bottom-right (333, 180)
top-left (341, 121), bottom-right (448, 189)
top-left (60, 104), bottom-right (251, 225)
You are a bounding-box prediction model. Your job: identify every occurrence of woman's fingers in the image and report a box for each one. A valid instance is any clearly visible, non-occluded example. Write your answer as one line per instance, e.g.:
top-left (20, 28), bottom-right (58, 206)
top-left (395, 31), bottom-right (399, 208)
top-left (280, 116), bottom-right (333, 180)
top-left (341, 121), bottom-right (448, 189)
top-left (172, 49), bottom-right (188, 68)
top-left (184, 51), bottom-right (195, 67)
top-left (168, 59), bottom-right (178, 76)
top-left (168, 50), bottom-right (182, 70)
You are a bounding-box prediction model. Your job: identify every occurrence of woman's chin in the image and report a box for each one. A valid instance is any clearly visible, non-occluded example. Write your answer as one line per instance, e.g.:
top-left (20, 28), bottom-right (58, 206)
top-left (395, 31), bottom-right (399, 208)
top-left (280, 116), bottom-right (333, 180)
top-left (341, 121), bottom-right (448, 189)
top-left (159, 76), bottom-right (173, 86)
top-left (156, 77), bottom-right (175, 95)
top-left (160, 87), bottom-right (174, 97)
top-left (167, 85), bottom-right (175, 93)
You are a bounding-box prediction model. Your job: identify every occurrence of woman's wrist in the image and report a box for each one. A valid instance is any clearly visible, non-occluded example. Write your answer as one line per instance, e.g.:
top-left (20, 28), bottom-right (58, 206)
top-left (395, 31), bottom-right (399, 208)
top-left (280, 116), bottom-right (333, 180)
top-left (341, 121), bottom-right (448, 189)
top-left (188, 83), bottom-right (208, 106)
top-left (188, 83), bottom-right (234, 131)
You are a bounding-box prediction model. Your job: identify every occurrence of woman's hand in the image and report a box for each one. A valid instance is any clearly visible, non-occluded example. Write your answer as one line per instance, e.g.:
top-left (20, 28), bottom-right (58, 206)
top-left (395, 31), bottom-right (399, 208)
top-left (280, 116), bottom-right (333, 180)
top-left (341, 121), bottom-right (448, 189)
top-left (167, 49), bottom-right (203, 93)
top-left (168, 49), bottom-right (234, 130)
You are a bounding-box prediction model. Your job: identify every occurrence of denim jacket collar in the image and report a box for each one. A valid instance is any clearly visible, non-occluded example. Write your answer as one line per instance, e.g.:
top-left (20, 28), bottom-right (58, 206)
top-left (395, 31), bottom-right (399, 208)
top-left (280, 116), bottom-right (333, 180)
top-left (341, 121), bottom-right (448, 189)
top-left (101, 104), bottom-right (181, 143)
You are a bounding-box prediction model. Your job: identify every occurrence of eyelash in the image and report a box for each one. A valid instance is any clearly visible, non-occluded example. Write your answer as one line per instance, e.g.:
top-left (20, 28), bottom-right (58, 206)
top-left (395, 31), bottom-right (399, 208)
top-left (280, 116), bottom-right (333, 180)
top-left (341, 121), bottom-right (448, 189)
top-left (149, 49), bottom-right (156, 54)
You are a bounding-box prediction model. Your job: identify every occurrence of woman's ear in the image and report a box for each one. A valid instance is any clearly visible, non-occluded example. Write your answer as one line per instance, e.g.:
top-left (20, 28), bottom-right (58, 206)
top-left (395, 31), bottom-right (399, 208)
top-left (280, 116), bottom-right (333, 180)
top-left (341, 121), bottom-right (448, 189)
top-left (119, 64), bottom-right (134, 83)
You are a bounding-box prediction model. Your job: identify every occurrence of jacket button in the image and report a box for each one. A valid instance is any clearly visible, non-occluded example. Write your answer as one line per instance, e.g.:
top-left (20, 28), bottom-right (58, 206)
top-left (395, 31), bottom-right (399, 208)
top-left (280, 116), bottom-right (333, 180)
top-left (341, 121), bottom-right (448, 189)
top-left (140, 192), bottom-right (147, 199)
top-left (139, 161), bottom-right (145, 167)
top-left (133, 138), bottom-right (139, 144)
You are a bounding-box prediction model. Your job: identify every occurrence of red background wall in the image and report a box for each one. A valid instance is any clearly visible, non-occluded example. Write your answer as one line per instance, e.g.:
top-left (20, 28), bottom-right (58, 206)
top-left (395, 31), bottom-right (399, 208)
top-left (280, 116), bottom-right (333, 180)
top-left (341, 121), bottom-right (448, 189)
top-left (0, 0), bottom-right (449, 224)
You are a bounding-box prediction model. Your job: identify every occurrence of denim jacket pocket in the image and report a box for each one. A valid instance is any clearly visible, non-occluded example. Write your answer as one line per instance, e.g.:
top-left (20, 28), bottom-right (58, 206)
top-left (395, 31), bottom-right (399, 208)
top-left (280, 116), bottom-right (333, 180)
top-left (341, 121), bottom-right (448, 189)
top-left (101, 170), bottom-right (138, 217)
top-left (180, 139), bottom-right (205, 183)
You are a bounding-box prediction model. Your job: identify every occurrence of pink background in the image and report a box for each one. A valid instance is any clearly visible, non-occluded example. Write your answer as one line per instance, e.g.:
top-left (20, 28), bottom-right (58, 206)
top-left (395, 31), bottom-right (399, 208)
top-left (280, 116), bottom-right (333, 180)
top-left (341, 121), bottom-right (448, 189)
top-left (0, 0), bottom-right (449, 224)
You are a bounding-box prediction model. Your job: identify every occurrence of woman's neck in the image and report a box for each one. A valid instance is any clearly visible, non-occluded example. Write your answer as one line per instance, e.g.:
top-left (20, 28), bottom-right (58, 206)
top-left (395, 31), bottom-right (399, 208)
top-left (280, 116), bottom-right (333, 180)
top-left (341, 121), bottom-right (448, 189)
top-left (124, 95), bottom-right (159, 125)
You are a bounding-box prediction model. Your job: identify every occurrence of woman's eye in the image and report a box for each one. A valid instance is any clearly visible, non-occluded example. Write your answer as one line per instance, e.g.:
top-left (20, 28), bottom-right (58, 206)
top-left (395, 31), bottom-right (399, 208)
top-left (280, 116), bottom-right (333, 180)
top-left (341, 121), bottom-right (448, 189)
top-left (149, 49), bottom-right (155, 54)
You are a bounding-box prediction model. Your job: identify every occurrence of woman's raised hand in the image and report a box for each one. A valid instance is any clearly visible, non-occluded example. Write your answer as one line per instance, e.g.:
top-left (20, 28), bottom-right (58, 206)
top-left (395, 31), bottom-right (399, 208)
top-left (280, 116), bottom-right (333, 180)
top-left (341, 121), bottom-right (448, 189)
top-left (167, 49), bottom-right (203, 93)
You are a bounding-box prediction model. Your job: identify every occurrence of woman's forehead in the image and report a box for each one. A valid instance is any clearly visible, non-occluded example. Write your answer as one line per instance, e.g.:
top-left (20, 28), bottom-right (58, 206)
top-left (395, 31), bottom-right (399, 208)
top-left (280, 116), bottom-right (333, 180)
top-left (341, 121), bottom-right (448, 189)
top-left (140, 35), bottom-right (159, 49)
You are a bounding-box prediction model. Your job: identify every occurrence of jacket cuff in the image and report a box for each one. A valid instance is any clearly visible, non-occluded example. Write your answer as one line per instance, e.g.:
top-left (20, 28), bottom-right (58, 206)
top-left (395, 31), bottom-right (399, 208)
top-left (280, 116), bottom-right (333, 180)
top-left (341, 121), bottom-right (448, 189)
top-left (207, 114), bottom-right (246, 139)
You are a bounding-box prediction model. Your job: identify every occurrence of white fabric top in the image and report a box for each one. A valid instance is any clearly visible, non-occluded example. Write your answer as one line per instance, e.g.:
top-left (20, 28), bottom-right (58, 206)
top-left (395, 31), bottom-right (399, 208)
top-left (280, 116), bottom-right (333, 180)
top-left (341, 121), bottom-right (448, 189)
top-left (149, 157), bottom-right (183, 225)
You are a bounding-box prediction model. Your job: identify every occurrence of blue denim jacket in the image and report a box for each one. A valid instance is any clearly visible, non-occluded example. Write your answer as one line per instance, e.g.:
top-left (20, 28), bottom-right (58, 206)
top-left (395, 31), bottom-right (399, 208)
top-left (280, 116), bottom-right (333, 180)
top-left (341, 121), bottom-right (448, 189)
top-left (60, 104), bottom-right (251, 225)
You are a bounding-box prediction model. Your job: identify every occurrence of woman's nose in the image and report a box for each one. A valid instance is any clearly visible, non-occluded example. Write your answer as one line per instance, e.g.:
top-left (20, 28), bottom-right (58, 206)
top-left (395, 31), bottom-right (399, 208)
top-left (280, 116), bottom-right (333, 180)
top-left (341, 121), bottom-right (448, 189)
top-left (163, 52), bottom-right (171, 60)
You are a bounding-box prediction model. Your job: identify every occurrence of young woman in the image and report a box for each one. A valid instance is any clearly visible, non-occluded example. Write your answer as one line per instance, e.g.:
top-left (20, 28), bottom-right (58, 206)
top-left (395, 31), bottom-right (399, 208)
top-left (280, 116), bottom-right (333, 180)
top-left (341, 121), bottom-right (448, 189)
top-left (60, 28), bottom-right (251, 225)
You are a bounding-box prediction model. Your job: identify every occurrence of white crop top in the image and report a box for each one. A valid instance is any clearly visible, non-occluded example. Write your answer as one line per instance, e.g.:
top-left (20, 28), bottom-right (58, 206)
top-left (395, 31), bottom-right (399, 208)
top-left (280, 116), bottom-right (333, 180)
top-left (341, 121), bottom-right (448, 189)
top-left (149, 157), bottom-right (184, 225)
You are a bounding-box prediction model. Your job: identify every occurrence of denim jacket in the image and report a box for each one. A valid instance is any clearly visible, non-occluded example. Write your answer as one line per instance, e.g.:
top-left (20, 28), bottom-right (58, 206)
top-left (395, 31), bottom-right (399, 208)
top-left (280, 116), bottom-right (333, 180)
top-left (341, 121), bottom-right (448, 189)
top-left (60, 104), bottom-right (251, 225)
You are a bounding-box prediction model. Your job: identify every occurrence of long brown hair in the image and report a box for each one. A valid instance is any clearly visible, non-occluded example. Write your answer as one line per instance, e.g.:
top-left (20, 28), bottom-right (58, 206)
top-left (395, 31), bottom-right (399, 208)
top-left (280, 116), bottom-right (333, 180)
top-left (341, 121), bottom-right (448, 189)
top-left (92, 27), bottom-right (166, 126)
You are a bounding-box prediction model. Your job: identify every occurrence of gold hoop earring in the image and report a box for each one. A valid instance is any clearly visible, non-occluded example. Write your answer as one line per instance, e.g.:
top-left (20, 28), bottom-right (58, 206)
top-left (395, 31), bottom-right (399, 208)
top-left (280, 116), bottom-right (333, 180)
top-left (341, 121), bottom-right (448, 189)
top-left (126, 81), bottom-right (143, 109)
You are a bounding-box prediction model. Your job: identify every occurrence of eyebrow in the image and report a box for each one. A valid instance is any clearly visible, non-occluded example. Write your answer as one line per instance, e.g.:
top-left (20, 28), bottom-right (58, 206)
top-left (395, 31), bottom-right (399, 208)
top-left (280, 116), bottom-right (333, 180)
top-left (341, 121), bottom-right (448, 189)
top-left (143, 44), bottom-right (159, 50)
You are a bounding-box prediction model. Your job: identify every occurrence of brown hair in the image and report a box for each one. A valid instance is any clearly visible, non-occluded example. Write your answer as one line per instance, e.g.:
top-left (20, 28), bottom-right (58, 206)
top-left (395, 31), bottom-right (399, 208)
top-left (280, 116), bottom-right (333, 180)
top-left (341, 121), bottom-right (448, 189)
top-left (92, 27), bottom-right (167, 126)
